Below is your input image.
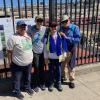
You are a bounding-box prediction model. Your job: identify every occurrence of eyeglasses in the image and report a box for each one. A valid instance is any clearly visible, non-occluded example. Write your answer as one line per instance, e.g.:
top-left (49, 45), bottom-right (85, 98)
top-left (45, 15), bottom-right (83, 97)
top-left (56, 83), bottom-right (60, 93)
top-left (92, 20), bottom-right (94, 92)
top-left (62, 20), bottom-right (68, 24)
top-left (50, 26), bottom-right (56, 30)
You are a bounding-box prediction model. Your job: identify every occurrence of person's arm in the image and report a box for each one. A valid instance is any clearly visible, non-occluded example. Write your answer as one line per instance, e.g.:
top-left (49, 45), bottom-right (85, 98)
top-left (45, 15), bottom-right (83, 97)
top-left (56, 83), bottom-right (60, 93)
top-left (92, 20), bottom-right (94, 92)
top-left (60, 26), bottom-right (80, 44)
top-left (27, 25), bottom-right (32, 36)
top-left (7, 50), bottom-right (13, 65)
top-left (7, 37), bottom-right (14, 66)
top-left (70, 26), bottom-right (80, 43)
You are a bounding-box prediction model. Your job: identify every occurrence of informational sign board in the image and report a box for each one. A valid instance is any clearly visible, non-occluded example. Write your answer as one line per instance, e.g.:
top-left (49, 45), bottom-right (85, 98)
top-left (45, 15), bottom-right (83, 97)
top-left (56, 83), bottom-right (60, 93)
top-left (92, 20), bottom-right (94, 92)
top-left (0, 17), bottom-right (14, 51)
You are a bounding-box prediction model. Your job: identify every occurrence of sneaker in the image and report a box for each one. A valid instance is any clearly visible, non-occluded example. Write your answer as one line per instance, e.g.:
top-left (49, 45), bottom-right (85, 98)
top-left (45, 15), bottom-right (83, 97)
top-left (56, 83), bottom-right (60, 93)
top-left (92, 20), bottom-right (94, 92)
top-left (69, 82), bottom-right (75, 89)
top-left (25, 89), bottom-right (34, 96)
top-left (40, 84), bottom-right (46, 91)
top-left (48, 84), bottom-right (54, 92)
top-left (56, 84), bottom-right (63, 92)
top-left (33, 86), bottom-right (39, 92)
top-left (12, 91), bottom-right (24, 99)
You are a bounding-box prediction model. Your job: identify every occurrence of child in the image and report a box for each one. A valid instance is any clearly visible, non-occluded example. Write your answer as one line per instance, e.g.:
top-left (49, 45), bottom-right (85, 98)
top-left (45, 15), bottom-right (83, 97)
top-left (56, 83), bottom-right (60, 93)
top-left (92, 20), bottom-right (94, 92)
top-left (44, 22), bottom-right (67, 92)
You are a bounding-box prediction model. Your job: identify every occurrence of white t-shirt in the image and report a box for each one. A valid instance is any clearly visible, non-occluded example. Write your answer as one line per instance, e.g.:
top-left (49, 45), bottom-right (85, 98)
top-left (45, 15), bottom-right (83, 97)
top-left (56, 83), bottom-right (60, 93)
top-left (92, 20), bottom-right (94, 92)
top-left (7, 33), bottom-right (33, 66)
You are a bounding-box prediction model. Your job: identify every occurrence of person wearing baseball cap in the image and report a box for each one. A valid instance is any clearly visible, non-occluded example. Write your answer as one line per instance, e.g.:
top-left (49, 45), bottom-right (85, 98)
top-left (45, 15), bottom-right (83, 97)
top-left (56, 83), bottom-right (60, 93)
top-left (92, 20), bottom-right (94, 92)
top-left (7, 20), bottom-right (33, 99)
top-left (27, 15), bottom-right (46, 92)
top-left (59, 15), bottom-right (80, 88)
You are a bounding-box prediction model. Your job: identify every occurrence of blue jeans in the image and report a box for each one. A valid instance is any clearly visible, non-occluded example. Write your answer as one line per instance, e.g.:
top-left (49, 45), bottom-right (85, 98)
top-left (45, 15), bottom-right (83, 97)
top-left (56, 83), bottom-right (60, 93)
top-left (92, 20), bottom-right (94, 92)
top-left (49, 59), bottom-right (61, 85)
top-left (11, 62), bottom-right (32, 93)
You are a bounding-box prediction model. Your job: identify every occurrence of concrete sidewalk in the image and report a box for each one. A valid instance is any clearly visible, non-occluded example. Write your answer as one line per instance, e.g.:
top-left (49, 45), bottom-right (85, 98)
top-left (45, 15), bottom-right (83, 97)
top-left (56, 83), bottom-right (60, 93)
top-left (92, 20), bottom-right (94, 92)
top-left (0, 63), bottom-right (100, 100)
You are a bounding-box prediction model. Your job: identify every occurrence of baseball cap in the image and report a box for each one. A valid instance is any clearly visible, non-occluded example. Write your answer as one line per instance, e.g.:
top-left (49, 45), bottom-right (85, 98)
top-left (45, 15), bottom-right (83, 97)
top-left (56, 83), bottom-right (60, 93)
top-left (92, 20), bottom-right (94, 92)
top-left (61, 15), bottom-right (69, 23)
top-left (35, 15), bottom-right (43, 21)
top-left (17, 20), bottom-right (27, 26)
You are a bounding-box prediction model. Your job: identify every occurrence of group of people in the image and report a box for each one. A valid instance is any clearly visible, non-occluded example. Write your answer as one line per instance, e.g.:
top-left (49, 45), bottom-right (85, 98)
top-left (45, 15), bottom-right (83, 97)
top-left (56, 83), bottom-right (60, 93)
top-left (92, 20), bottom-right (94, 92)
top-left (7, 14), bottom-right (80, 99)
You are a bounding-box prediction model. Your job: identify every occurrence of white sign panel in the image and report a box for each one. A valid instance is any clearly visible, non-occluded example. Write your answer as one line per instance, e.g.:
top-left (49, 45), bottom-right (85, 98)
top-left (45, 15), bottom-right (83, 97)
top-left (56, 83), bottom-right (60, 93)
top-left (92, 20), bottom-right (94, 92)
top-left (15, 18), bottom-right (35, 30)
top-left (0, 17), bottom-right (14, 51)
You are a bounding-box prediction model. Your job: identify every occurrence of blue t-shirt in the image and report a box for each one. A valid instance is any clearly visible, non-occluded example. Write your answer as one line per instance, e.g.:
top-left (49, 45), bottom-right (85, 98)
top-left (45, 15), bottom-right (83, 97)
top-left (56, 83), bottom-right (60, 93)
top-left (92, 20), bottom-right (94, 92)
top-left (27, 25), bottom-right (46, 54)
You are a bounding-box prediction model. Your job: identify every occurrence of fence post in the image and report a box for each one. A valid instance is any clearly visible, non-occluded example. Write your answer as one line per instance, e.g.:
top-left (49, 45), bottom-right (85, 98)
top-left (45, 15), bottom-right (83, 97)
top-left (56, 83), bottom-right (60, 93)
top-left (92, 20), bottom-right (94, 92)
top-left (49, 0), bottom-right (56, 22)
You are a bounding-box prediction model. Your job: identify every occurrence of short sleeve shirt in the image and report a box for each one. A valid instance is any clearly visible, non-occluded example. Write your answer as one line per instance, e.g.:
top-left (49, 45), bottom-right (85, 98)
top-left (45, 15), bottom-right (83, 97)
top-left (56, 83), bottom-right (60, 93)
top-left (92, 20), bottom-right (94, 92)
top-left (7, 33), bottom-right (33, 66)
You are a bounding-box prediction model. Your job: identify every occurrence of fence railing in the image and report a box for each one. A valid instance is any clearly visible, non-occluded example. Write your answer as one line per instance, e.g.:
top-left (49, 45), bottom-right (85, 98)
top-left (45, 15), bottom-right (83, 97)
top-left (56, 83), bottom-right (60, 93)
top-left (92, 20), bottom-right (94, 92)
top-left (0, 0), bottom-right (100, 78)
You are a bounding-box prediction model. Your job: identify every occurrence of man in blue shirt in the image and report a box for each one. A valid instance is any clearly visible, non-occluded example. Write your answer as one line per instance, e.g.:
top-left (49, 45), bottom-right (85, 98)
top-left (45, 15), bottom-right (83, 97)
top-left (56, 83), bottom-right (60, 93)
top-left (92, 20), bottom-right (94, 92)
top-left (59, 15), bottom-right (80, 88)
top-left (27, 15), bottom-right (46, 92)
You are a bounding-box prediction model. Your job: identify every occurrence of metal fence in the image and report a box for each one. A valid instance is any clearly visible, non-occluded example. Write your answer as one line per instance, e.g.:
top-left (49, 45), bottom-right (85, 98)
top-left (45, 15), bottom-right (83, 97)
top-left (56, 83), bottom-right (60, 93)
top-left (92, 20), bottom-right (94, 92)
top-left (0, 0), bottom-right (100, 78)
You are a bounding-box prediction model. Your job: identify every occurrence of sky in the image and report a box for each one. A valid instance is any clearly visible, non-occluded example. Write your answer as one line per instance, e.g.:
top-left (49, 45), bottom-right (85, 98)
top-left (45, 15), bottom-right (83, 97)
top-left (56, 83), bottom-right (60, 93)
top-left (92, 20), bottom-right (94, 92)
top-left (0, 0), bottom-right (79, 7)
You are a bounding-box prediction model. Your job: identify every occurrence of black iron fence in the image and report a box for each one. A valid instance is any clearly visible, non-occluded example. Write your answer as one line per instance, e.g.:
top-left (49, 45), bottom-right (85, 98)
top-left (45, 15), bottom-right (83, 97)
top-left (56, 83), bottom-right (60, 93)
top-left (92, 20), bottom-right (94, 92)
top-left (0, 0), bottom-right (100, 78)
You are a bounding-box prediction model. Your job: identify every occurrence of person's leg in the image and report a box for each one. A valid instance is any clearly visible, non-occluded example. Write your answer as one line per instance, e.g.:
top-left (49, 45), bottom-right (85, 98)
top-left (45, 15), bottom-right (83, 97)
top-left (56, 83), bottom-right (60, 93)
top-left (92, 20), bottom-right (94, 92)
top-left (67, 52), bottom-right (76, 88)
top-left (11, 63), bottom-right (24, 99)
top-left (61, 56), bottom-right (68, 82)
top-left (48, 59), bottom-right (55, 92)
top-left (23, 64), bottom-right (33, 95)
top-left (55, 59), bottom-right (63, 91)
top-left (39, 53), bottom-right (46, 90)
top-left (32, 53), bottom-right (40, 92)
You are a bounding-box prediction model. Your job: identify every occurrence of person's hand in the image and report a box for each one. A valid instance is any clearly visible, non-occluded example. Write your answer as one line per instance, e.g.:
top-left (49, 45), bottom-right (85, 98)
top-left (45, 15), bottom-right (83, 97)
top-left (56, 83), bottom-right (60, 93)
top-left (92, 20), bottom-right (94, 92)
top-left (60, 32), bottom-right (66, 37)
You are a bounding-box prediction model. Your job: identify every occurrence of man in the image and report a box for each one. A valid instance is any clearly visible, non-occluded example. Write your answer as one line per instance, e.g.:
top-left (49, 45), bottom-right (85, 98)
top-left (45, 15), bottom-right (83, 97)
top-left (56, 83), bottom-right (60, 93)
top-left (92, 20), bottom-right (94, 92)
top-left (59, 15), bottom-right (80, 88)
top-left (28, 15), bottom-right (46, 92)
top-left (7, 20), bottom-right (33, 99)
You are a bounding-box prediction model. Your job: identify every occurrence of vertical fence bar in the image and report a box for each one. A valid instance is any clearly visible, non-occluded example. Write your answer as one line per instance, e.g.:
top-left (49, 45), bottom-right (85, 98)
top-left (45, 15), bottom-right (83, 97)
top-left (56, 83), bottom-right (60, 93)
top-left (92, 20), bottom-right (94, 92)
top-left (74, 0), bottom-right (77, 24)
top-left (43, 0), bottom-right (45, 25)
top-left (3, 0), bottom-right (7, 16)
top-left (49, 0), bottom-right (56, 22)
top-left (92, 0), bottom-right (99, 62)
top-left (81, 0), bottom-right (87, 64)
top-left (24, 0), bottom-right (27, 18)
top-left (74, 0), bottom-right (77, 23)
top-left (18, 0), bottom-right (21, 18)
top-left (49, 0), bottom-right (52, 23)
top-left (60, 0), bottom-right (62, 24)
top-left (85, 0), bottom-right (91, 63)
top-left (70, 0), bottom-right (73, 20)
top-left (77, 0), bottom-right (82, 65)
top-left (31, 0), bottom-right (34, 18)
top-left (94, 0), bottom-right (100, 61)
top-left (65, 0), bottom-right (68, 14)
top-left (55, 0), bottom-right (57, 23)
top-left (37, 0), bottom-right (39, 15)
top-left (75, 0), bottom-right (78, 65)
top-left (78, 0), bottom-right (82, 28)
top-left (74, 0), bottom-right (80, 64)
top-left (88, 0), bottom-right (95, 63)
top-left (98, 24), bottom-right (100, 62)
top-left (11, 0), bottom-right (15, 34)
top-left (2, 0), bottom-right (7, 78)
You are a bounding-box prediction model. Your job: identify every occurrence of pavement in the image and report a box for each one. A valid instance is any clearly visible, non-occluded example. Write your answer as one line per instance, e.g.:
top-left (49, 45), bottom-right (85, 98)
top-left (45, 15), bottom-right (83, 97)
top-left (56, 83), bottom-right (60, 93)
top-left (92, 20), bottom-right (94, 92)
top-left (0, 62), bottom-right (100, 100)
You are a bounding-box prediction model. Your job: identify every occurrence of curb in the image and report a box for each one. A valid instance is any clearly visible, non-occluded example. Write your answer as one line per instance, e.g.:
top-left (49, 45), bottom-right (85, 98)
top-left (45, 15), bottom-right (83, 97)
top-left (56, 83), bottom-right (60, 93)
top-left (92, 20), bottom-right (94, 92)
top-left (76, 62), bottom-right (100, 76)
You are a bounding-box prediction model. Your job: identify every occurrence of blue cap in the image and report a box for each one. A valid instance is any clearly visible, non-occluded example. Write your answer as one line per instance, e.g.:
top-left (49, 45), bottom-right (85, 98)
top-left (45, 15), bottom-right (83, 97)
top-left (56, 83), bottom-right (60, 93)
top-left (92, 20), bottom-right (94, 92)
top-left (17, 20), bottom-right (27, 26)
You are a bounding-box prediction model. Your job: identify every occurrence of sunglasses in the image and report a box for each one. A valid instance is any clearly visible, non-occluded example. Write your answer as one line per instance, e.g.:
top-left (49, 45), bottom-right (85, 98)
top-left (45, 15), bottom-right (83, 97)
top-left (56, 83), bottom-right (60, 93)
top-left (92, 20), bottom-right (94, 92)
top-left (36, 19), bottom-right (43, 22)
top-left (50, 26), bottom-right (56, 30)
top-left (62, 20), bottom-right (68, 23)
